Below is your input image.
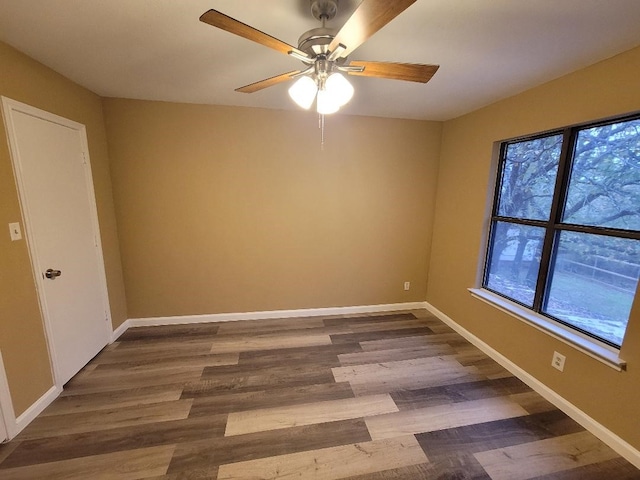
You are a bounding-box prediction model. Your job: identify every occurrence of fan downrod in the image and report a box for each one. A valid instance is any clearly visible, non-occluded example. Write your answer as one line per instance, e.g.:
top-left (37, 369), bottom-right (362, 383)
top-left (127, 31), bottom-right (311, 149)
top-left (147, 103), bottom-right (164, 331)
top-left (299, 0), bottom-right (341, 56)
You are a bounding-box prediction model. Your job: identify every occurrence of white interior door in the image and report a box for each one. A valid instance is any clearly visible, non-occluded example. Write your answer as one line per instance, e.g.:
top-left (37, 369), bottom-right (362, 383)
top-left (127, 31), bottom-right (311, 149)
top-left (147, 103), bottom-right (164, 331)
top-left (2, 98), bottom-right (111, 386)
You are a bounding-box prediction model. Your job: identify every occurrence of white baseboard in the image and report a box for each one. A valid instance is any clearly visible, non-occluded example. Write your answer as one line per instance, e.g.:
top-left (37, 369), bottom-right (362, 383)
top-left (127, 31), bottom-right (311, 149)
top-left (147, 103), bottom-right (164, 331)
top-left (111, 319), bottom-right (132, 343)
top-left (14, 385), bottom-right (60, 438)
top-left (127, 302), bottom-right (428, 328)
top-left (424, 301), bottom-right (640, 469)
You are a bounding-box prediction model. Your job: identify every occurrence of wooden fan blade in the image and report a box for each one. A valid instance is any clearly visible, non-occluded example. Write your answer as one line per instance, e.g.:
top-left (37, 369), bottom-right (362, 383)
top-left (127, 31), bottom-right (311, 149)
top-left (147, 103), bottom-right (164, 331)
top-left (347, 61), bottom-right (439, 83)
top-left (235, 71), bottom-right (302, 93)
top-left (200, 10), bottom-right (307, 58)
top-left (328, 0), bottom-right (417, 57)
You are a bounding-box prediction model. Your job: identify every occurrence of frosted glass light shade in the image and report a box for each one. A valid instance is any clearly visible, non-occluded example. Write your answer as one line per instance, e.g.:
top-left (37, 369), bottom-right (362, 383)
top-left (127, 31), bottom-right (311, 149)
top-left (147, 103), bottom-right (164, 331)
top-left (288, 76), bottom-right (318, 110)
top-left (325, 73), bottom-right (354, 107)
top-left (316, 89), bottom-right (340, 114)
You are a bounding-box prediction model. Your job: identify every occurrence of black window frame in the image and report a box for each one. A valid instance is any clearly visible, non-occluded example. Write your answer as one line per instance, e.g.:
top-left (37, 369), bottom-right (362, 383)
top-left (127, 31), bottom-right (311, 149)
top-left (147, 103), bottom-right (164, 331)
top-left (482, 112), bottom-right (640, 349)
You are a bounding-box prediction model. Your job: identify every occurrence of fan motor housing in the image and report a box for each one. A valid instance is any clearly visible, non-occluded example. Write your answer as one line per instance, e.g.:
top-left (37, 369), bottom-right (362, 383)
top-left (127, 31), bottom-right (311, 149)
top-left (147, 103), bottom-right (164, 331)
top-left (298, 27), bottom-right (337, 56)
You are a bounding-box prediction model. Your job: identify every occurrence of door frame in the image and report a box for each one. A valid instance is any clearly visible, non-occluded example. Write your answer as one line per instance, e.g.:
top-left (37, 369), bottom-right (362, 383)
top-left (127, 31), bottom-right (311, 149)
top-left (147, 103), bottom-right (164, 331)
top-left (1, 97), bottom-right (112, 401)
top-left (0, 350), bottom-right (16, 441)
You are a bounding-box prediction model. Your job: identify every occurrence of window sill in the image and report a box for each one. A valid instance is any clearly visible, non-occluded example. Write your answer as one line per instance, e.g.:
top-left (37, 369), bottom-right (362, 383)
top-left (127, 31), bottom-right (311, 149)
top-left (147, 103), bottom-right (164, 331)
top-left (468, 288), bottom-right (626, 372)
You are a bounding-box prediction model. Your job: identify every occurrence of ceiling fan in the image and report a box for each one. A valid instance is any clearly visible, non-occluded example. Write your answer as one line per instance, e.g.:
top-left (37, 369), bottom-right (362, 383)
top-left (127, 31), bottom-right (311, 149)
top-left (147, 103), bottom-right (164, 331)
top-left (200, 0), bottom-right (439, 115)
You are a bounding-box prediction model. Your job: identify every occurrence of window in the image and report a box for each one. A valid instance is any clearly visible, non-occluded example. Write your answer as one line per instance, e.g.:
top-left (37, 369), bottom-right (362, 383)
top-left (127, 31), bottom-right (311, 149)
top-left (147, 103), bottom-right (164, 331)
top-left (483, 114), bottom-right (640, 349)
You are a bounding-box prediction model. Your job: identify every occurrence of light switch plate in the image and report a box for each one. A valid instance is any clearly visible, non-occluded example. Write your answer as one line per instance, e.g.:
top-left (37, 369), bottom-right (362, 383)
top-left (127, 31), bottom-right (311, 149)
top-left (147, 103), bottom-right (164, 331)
top-left (9, 222), bottom-right (22, 241)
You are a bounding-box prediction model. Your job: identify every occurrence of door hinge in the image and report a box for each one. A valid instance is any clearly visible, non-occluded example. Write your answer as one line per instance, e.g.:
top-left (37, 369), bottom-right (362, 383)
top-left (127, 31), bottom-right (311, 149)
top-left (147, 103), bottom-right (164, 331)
top-left (81, 152), bottom-right (87, 165)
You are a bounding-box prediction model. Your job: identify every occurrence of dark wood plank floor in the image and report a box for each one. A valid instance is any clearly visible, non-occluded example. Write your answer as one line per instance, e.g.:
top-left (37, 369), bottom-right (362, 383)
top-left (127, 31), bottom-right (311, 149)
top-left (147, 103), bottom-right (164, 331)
top-left (0, 310), bottom-right (638, 479)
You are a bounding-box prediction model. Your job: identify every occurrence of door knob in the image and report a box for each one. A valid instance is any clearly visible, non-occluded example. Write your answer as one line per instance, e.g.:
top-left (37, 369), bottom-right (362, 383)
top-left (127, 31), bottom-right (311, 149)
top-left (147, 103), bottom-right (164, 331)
top-left (45, 269), bottom-right (62, 279)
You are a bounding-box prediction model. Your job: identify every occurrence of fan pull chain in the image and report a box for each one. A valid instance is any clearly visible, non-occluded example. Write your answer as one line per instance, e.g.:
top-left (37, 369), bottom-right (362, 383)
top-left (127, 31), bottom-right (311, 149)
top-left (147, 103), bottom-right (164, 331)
top-left (319, 113), bottom-right (325, 150)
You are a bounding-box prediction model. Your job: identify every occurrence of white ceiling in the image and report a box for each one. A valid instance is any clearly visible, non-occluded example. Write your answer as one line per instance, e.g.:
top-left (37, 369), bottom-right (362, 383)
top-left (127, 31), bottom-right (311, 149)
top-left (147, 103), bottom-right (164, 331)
top-left (1, 0), bottom-right (640, 121)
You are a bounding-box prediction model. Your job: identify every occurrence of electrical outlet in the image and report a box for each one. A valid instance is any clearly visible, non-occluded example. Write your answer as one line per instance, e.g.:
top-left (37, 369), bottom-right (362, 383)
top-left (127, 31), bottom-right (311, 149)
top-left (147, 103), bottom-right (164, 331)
top-left (404, 281), bottom-right (410, 291)
top-left (551, 351), bottom-right (566, 372)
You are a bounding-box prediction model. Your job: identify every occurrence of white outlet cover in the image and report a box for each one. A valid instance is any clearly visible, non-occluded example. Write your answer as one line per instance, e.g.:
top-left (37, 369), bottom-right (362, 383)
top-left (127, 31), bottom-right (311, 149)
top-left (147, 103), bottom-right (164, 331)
top-left (552, 351), bottom-right (566, 372)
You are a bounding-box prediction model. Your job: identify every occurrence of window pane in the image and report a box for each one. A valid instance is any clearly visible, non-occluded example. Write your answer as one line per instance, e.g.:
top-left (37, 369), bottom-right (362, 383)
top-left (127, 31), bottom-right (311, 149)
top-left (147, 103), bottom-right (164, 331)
top-left (497, 134), bottom-right (563, 220)
top-left (544, 231), bottom-right (640, 347)
top-left (485, 221), bottom-right (545, 307)
top-left (563, 119), bottom-right (640, 230)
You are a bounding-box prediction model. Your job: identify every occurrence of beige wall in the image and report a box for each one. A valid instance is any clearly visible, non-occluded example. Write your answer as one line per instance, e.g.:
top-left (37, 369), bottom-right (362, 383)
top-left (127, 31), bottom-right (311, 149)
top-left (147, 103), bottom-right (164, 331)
top-left (0, 41), bottom-right (127, 415)
top-left (103, 99), bottom-right (441, 318)
top-left (428, 45), bottom-right (640, 449)
top-left (3, 32), bottom-right (639, 454)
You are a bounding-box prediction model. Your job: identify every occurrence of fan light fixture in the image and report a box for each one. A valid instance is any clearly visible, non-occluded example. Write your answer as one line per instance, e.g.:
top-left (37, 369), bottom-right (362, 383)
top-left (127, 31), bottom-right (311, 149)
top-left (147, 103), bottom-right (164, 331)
top-left (200, 0), bottom-right (440, 144)
top-left (288, 72), bottom-right (354, 114)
